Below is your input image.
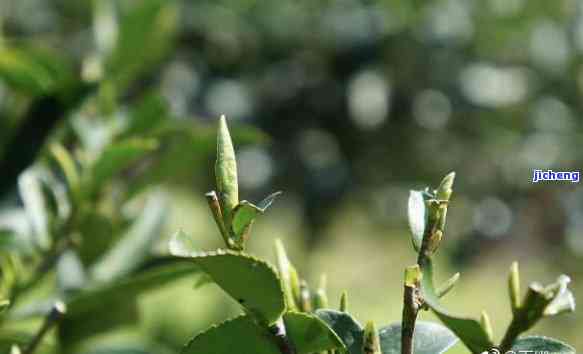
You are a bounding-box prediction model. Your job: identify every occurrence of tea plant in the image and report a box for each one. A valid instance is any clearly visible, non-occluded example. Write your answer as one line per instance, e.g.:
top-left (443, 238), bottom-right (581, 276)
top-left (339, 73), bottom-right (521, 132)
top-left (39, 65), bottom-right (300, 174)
top-left (169, 116), bottom-right (576, 354)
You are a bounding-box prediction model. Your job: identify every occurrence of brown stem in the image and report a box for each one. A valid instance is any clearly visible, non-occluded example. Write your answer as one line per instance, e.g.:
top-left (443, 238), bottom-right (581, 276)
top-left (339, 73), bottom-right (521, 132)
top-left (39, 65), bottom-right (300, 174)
top-left (401, 284), bottom-right (419, 354)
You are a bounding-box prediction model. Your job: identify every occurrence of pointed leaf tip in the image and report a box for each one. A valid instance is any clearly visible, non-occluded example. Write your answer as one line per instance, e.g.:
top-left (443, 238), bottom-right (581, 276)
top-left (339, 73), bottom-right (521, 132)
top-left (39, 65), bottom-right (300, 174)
top-left (215, 114), bottom-right (238, 222)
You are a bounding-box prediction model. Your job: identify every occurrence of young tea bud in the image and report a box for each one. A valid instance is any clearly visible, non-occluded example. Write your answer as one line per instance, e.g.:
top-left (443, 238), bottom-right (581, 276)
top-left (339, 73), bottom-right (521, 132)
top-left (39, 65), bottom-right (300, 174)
top-left (509, 261), bottom-right (521, 312)
top-left (436, 172), bottom-right (455, 201)
top-left (480, 310), bottom-right (494, 343)
top-left (363, 321), bottom-right (381, 354)
top-left (299, 280), bottom-right (312, 312)
top-left (215, 115), bottom-right (239, 225)
top-left (339, 291), bottom-right (348, 312)
top-left (313, 274), bottom-right (329, 310)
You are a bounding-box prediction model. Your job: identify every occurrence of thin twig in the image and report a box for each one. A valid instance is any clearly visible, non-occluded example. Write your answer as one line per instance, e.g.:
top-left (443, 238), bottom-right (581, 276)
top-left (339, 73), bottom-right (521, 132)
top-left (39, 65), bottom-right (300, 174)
top-left (23, 301), bottom-right (66, 354)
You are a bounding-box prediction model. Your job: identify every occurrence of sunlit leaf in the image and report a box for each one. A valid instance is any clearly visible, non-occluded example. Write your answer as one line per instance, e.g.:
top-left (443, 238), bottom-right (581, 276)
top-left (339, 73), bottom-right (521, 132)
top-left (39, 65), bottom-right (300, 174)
top-left (407, 190), bottom-right (426, 252)
top-left (90, 192), bottom-right (168, 282)
top-left (181, 316), bottom-right (280, 354)
top-left (56, 250), bottom-right (87, 294)
top-left (18, 168), bottom-right (51, 250)
top-left (189, 250), bottom-right (285, 324)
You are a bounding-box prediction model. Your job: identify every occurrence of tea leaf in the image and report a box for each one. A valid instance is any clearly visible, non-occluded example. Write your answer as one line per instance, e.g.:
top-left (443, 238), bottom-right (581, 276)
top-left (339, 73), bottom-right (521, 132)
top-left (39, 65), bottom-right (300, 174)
top-left (511, 336), bottom-right (575, 353)
top-left (419, 258), bottom-right (493, 353)
top-left (189, 250), bottom-right (285, 324)
top-left (182, 316), bottom-right (280, 354)
top-left (283, 312), bottom-right (344, 354)
top-left (316, 309), bottom-right (363, 354)
top-left (407, 190), bottom-right (427, 252)
top-left (378, 321), bottom-right (457, 354)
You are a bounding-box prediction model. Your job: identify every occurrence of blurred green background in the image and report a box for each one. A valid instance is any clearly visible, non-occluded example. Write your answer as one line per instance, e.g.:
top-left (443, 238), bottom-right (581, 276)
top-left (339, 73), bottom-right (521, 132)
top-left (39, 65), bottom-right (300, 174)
top-left (0, 0), bottom-right (581, 353)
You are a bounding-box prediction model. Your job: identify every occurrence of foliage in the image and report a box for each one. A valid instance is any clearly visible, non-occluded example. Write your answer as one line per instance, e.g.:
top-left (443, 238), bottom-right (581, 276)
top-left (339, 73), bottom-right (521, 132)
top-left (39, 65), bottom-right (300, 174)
top-left (0, 1), bottom-right (579, 353)
top-left (167, 119), bottom-right (575, 354)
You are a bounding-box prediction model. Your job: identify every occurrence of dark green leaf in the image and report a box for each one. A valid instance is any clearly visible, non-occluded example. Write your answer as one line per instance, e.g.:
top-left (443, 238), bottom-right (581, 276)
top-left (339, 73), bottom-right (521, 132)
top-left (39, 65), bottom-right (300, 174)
top-left (60, 263), bottom-right (198, 350)
top-left (190, 250), bottom-right (285, 324)
top-left (90, 192), bottom-right (168, 282)
top-left (181, 316), bottom-right (280, 354)
top-left (419, 258), bottom-right (493, 353)
top-left (77, 211), bottom-right (116, 266)
top-left (511, 336), bottom-right (575, 353)
top-left (87, 139), bottom-right (158, 194)
top-left (315, 309), bottom-right (363, 354)
top-left (120, 92), bottom-right (168, 140)
top-left (0, 300), bottom-right (9, 313)
top-left (0, 46), bottom-right (72, 95)
top-left (378, 321), bottom-right (458, 354)
top-left (283, 312), bottom-right (345, 354)
top-left (407, 190), bottom-right (427, 252)
top-left (107, 0), bottom-right (178, 90)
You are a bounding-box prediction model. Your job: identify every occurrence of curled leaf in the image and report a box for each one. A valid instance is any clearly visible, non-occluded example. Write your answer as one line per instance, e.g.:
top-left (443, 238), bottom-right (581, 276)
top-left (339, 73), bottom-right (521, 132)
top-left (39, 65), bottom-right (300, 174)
top-left (407, 190), bottom-right (427, 252)
top-left (419, 258), bottom-right (493, 353)
top-left (231, 191), bottom-right (282, 244)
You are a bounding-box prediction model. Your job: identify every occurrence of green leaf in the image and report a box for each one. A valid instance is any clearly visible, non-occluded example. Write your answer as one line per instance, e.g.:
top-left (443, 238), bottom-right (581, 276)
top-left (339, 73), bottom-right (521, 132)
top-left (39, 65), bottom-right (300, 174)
top-left (90, 192), bottom-right (168, 282)
top-left (107, 0), bottom-right (178, 90)
top-left (87, 139), bottom-right (158, 195)
top-left (56, 250), bottom-right (87, 293)
top-left (61, 263), bottom-right (198, 350)
top-left (315, 309), bottom-right (364, 354)
top-left (120, 92), bottom-right (168, 140)
top-left (274, 239), bottom-right (299, 311)
top-left (168, 230), bottom-right (198, 257)
top-left (231, 192), bottom-right (282, 241)
top-left (76, 211), bottom-right (116, 266)
top-left (190, 250), bottom-right (285, 324)
top-left (67, 263), bottom-right (199, 316)
top-left (283, 312), bottom-right (345, 354)
top-left (0, 300), bottom-right (9, 313)
top-left (378, 321), bottom-right (458, 354)
top-left (511, 336), bottom-right (575, 353)
top-left (0, 46), bottom-right (72, 95)
top-left (182, 316), bottom-right (280, 354)
top-left (419, 258), bottom-right (493, 353)
top-left (18, 168), bottom-right (51, 250)
top-left (407, 190), bottom-right (427, 252)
